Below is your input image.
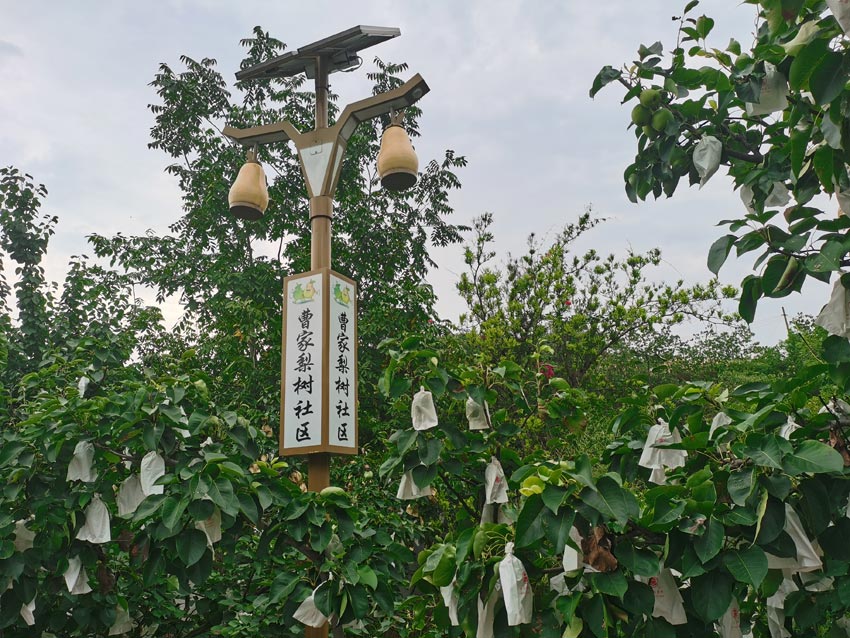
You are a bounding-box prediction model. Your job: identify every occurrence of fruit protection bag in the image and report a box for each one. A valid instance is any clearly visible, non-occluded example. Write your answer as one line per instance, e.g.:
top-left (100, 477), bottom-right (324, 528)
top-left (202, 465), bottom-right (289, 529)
top-left (466, 397), bottom-right (491, 430)
top-left (76, 494), bottom-right (111, 544)
top-left (20, 598), bottom-right (35, 626)
top-left (646, 569), bottom-right (687, 625)
top-left (638, 420), bottom-right (687, 485)
top-left (479, 503), bottom-right (511, 525)
top-left (67, 441), bottom-right (96, 483)
top-left (64, 556), bottom-right (92, 595)
top-left (815, 278), bottom-right (850, 338)
top-left (766, 504), bottom-right (822, 572)
top-left (293, 588), bottom-right (328, 628)
top-left (109, 606), bottom-right (134, 635)
top-left (740, 182), bottom-right (790, 214)
top-left (13, 519), bottom-right (34, 552)
top-left (778, 417), bottom-right (800, 440)
top-left (745, 62), bottom-right (788, 115)
top-left (440, 580), bottom-right (460, 626)
top-left (140, 451), bottom-right (165, 496)
top-left (828, 0), bottom-right (850, 34)
top-left (693, 135), bottom-right (722, 187)
top-left (411, 386), bottom-right (438, 431)
top-left (498, 542), bottom-right (533, 626)
top-left (475, 582), bottom-right (501, 638)
top-left (117, 475), bottom-right (146, 517)
top-left (396, 470), bottom-right (433, 500)
top-left (196, 504), bottom-right (222, 546)
top-left (563, 527), bottom-right (583, 572)
top-left (484, 456), bottom-right (508, 504)
top-left (709, 412), bottom-right (732, 440)
top-left (766, 575), bottom-right (797, 638)
top-left (718, 598), bottom-right (742, 638)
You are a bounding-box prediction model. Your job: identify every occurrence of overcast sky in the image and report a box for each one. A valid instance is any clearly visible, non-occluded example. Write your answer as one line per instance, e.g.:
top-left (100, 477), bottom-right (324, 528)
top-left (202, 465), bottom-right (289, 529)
top-left (0, 1), bottom-right (827, 344)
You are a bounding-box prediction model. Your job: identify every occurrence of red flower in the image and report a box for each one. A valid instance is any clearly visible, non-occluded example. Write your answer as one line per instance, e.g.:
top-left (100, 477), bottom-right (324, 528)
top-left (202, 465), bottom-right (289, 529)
top-left (540, 364), bottom-right (555, 379)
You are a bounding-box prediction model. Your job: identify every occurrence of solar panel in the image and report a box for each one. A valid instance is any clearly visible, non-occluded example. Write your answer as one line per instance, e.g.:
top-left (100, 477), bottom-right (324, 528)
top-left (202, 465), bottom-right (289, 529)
top-left (236, 25), bottom-right (400, 81)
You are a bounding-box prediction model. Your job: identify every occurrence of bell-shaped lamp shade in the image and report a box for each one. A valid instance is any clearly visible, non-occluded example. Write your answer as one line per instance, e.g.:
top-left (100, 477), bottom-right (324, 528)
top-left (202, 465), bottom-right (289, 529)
top-left (228, 156), bottom-right (269, 220)
top-left (377, 124), bottom-right (418, 192)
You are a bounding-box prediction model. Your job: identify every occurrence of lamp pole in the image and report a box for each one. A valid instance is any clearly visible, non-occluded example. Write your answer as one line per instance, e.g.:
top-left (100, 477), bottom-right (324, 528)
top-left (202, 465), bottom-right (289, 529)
top-left (224, 27), bottom-right (428, 636)
top-left (308, 56), bottom-right (332, 500)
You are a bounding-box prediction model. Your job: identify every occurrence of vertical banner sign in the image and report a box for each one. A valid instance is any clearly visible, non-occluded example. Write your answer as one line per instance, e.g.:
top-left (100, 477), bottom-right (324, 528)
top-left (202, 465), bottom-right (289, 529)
top-left (281, 269), bottom-right (358, 456)
top-left (328, 272), bottom-right (357, 450)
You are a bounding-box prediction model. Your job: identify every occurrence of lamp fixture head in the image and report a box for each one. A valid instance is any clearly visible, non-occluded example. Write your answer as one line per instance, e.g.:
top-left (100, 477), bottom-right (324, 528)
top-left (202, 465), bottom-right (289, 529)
top-left (228, 147), bottom-right (269, 220)
top-left (377, 113), bottom-right (418, 192)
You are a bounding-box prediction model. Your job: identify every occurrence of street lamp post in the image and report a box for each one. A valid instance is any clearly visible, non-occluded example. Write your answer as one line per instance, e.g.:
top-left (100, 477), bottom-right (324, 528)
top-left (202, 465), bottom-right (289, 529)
top-left (224, 26), bottom-right (428, 636)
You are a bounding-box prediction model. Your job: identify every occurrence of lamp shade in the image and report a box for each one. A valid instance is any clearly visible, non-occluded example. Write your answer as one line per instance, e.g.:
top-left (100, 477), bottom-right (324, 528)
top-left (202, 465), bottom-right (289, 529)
top-left (377, 124), bottom-right (418, 192)
top-left (228, 159), bottom-right (269, 220)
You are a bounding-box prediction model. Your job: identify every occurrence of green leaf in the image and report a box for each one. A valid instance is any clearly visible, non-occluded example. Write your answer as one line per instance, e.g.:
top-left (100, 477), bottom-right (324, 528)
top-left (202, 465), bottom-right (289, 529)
top-left (690, 571), bottom-right (734, 621)
top-left (393, 429), bottom-right (418, 455)
top-left (423, 544), bottom-right (456, 587)
top-left (587, 570), bottom-right (628, 598)
top-left (133, 494), bottom-right (166, 522)
top-left (813, 145), bottom-right (835, 192)
top-left (516, 493), bottom-right (546, 548)
top-left (621, 580), bottom-right (655, 617)
top-left (727, 468), bottom-right (754, 506)
top-left (580, 476), bottom-right (640, 525)
top-left (411, 463), bottom-right (437, 488)
top-left (541, 485), bottom-right (567, 514)
top-left (790, 126), bottom-right (810, 176)
top-left (418, 438), bottom-right (442, 466)
top-left (313, 580), bottom-right (335, 617)
top-left (161, 495), bottom-right (189, 531)
top-left (614, 541), bottom-right (660, 577)
top-left (269, 572), bottom-right (300, 604)
top-left (187, 548), bottom-right (213, 585)
top-left (723, 547), bottom-right (768, 587)
top-left (738, 275), bottom-right (762, 324)
top-left (694, 518), bottom-right (725, 563)
top-left (347, 584), bottom-right (370, 619)
top-left (742, 434), bottom-right (789, 469)
top-left (798, 479), bottom-right (831, 536)
top-left (206, 477), bottom-right (239, 516)
top-left (545, 509), bottom-right (575, 554)
top-left (0, 443), bottom-right (25, 468)
top-left (310, 522), bottom-right (332, 553)
top-left (176, 529), bottom-right (208, 567)
top-left (707, 235), bottom-right (736, 275)
top-left (818, 518), bottom-right (850, 561)
top-left (570, 455), bottom-right (596, 489)
top-left (142, 547), bottom-right (165, 586)
top-left (389, 377), bottom-right (412, 399)
top-left (581, 594), bottom-right (607, 638)
top-left (810, 50), bottom-right (848, 106)
top-left (590, 66), bottom-right (621, 98)
top-left (142, 421), bottom-right (164, 451)
top-left (783, 440), bottom-right (845, 475)
top-left (824, 335), bottom-right (850, 364)
top-left (756, 495), bottom-right (784, 544)
top-left (789, 38), bottom-right (829, 90)
top-left (357, 565), bottom-right (378, 590)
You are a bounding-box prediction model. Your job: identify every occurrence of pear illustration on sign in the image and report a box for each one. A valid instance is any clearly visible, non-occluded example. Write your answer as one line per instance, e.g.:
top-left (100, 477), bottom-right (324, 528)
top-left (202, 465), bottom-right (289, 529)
top-left (333, 282), bottom-right (351, 306)
top-left (291, 280), bottom-right (318, 304)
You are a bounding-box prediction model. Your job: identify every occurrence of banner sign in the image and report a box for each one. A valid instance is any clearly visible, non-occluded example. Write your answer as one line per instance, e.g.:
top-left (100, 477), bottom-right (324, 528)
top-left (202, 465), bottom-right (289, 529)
top-left (280, 269), bottom-right (358, 455)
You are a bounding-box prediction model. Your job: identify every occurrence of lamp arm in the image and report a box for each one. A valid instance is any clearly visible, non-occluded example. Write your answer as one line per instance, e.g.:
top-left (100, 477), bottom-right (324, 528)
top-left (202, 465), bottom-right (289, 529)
top-left (333, 73), bottom-right (430, 144)
top-left (223, 120), bottom-right (303, 147)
